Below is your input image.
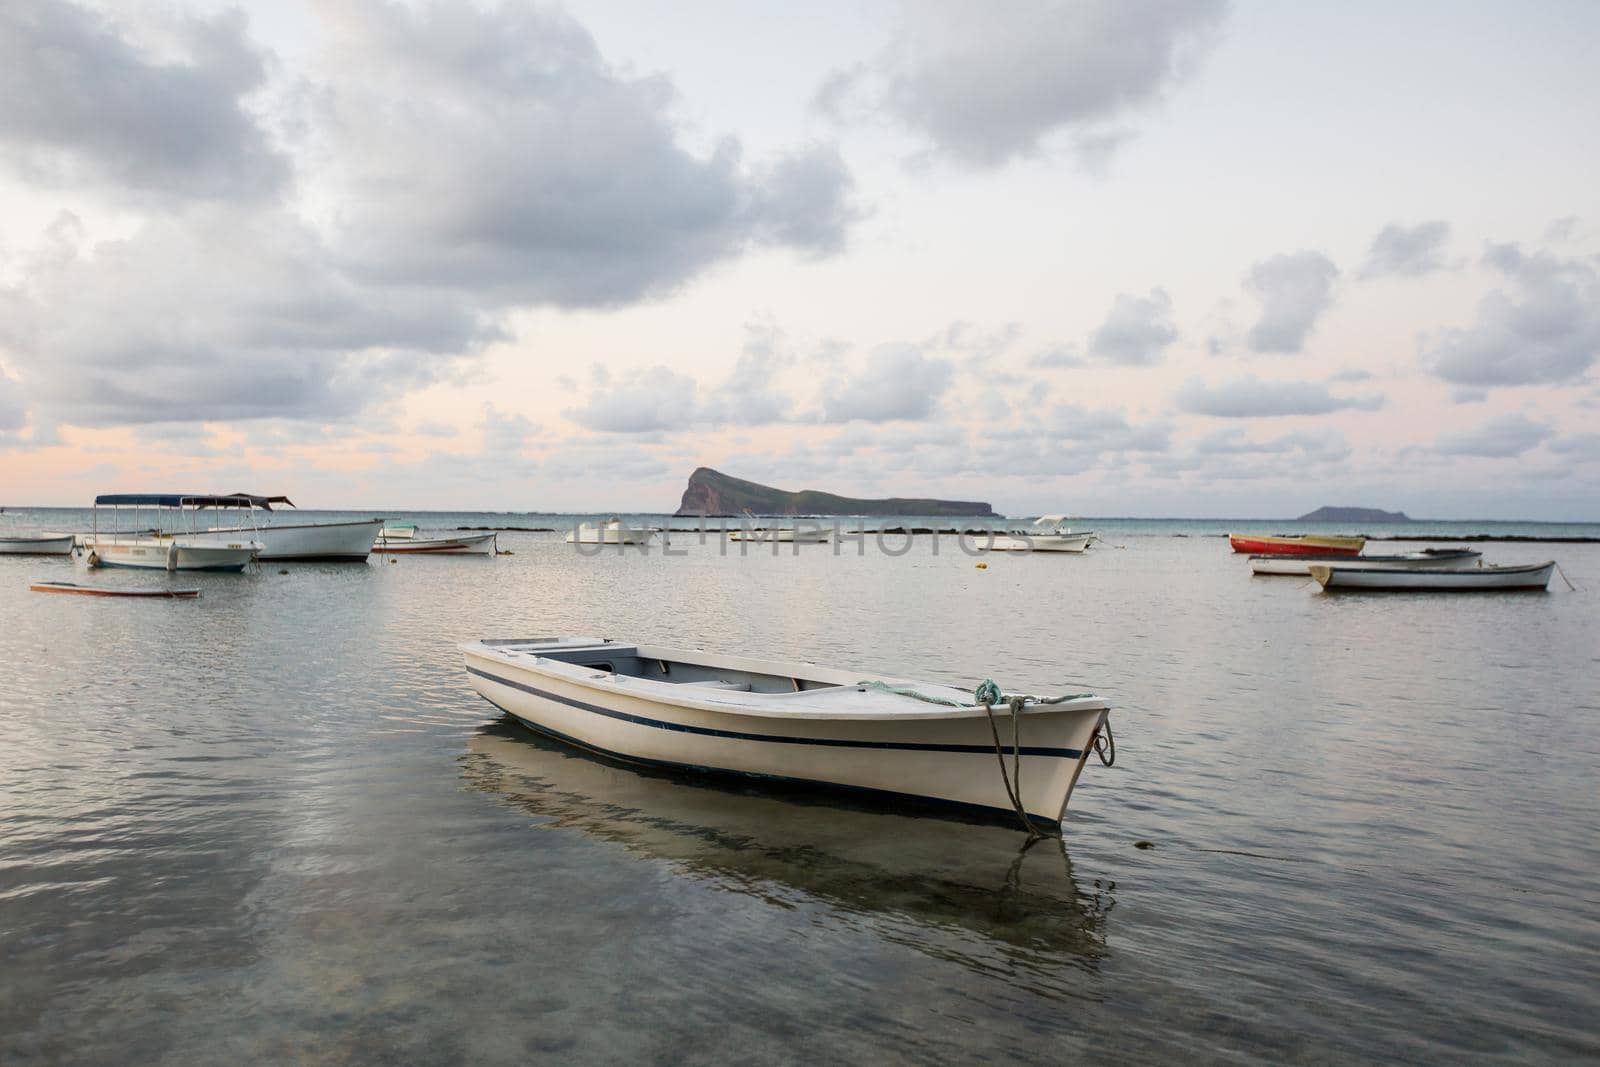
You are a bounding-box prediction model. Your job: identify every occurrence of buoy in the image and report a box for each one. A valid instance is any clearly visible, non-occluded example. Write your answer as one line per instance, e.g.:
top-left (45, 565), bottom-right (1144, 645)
top-left (975, 562), bottom-right (987, 569)
top-left (278, 569), bottom-right (289, 575)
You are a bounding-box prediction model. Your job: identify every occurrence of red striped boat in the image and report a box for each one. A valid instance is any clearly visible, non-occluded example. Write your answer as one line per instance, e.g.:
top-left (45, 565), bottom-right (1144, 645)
top-left (1229, 533), bottom-right (1365, 556)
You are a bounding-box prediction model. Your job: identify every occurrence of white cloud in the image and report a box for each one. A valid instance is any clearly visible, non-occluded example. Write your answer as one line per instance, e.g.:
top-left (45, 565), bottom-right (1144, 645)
top-left (816, 345), bottom-right (953, 422)
top-left (1426, 243), bottom-right (1600, 386)
top-left (1360, 221), bottom-right (1454, 279)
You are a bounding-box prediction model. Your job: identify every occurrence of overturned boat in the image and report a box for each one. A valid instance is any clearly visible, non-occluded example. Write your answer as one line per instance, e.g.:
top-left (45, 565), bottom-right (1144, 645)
top-left (461, 636), bottom-right (1113, 831)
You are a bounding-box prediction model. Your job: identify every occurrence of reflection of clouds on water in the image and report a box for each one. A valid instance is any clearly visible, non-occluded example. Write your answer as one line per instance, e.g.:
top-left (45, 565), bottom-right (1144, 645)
top-left (461, 720), bottom-right (1112, 985)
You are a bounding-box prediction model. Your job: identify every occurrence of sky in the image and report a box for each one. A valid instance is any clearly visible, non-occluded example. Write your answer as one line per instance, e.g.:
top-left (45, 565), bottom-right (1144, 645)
top-left (1, 0), bottom-right (1598, 518)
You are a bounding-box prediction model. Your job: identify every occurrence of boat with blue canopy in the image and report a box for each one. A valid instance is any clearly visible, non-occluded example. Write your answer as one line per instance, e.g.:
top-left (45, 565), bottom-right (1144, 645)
top-left (82, 494), bottom-right (263, 572)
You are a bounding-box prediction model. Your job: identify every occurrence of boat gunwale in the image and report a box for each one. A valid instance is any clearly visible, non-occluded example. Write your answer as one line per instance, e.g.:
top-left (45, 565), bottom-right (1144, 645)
top-left (462, 639), bottom-right (1110, 722)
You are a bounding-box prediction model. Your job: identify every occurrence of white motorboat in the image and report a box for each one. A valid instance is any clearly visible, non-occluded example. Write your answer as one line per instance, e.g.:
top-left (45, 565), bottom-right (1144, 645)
top-left (0, 533), bottom-right (75, 555)
top-left (1309, 561), bottom-right (1555, 592)
top-left (81, 494), bottom-right (263, 572)
top-left (186, 494), bottom-right (382, 561)
top-left (566, 517), bottom-right (655, 545)
top-left (373, 524), bottom-right (497, 555)
top-left (727, 526), bottom-right (830, 543)
top-left (981, 515), bottom-right (1095, 553)
top-left (461, 636), bottom-right (1113, 830)
top-left (1251, 548), bottom-right (1481, 576)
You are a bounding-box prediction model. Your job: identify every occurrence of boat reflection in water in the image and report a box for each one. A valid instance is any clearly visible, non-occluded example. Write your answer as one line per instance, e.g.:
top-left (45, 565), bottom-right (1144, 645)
top-left (462, 720), bottom-right (1113, 969)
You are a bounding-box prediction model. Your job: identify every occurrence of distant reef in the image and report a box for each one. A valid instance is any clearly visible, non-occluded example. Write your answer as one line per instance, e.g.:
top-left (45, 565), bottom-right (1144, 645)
top-left (675, 467), bottom-right (997, 517)
top-left (1297, 505), bottom-right (1411, 523)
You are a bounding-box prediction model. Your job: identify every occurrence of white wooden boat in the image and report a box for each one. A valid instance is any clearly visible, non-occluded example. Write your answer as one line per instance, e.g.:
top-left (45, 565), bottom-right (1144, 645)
top-left (461, 636), bottom-right (1112, 830)
top-left (1309, 561), bottom-right (1555, 592)
top-left (566, 517), bottom-right (655, 545)
top-left (32, 581), bottom-right (200, 599)
top-left (982, 515), bottom-right (1095, 553)
top-left (0, 533), bottom-right (75, 555)
top-left (373, 524), bottom-right (497, 555)
top-left (81, 494), bottom-right (263, 572)
top-left (186, 495), bottom-right (382, 560)
top-left (1251, 548), bottom-right (1481, 576)
top-left (727, 527), bottom-right (830, 543)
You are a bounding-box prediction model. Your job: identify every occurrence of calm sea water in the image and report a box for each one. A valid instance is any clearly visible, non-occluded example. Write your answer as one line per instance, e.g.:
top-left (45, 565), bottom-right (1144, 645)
top-left (2, 520), bottom-right (1597, 1063)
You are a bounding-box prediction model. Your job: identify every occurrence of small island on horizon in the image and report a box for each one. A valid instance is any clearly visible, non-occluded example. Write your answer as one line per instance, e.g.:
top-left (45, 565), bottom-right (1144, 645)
top-left (1296, 506), bottom-right (1412, 523)
top-left (675, 467), bottom-right (997, 518)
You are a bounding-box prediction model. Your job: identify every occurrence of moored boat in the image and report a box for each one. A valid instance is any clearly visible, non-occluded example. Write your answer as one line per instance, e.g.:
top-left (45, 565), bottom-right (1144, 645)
top-left (1250, 548), bottom-right (1480, 576)
top-left (728, 526), bottom-right (830, 543)
top-left (461, 636), bottom-right (1113, 830)
top-left (1309, 561), bottom-right (1555, 592)
top-left (0, 533), bottom-right (76, 556)
top-left (374, 524), bottom-right (497, 555)
top-left (81, 494), bottom-right (263, 572)
top-left (187, 495), bottom-right (382, 561)
top-left (982, 515), bottom-right (1095, 553)
top-left (1230, 532), bottom-right (1365, 555)
top-left (567, 517), bottom-right (655, 545)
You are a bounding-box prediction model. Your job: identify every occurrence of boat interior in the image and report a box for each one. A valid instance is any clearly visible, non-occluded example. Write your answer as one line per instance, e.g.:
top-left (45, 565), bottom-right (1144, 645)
top-left (483, 639), bottom-right (844, 694)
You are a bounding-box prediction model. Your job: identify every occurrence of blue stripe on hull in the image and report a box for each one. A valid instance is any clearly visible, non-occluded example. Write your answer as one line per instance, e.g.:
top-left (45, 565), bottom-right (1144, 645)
top-left (477, 692), bottom-right (1063, 830)
top-left (465, 665), bottom-right (1084, 760)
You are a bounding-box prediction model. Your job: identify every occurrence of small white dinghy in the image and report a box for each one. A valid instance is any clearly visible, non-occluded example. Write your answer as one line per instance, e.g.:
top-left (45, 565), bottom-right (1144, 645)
top-left (1309, 561), bottom-right (1556, 592)
top-left (373, 524), bottom-right (497, 555)
top-left (981, 515), bottom-right (1095, 553)
top-left (0, 533), bottom-right (76, 556)
top-left (1251, 548), bottom-right (1481, 576)
top-left (462, 637), bottom-right (1113, 830)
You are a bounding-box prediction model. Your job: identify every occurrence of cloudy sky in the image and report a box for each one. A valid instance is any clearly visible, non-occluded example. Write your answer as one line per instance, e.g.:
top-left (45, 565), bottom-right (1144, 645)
top-left (2, 0), bottom-right (1598, 517)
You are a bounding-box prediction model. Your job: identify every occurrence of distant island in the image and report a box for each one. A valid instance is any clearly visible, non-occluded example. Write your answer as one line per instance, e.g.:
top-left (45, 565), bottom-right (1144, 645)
top-left (675, 467), bottom-right (997, 517)
top-left (1297, 506), bottom-right (1411, 523)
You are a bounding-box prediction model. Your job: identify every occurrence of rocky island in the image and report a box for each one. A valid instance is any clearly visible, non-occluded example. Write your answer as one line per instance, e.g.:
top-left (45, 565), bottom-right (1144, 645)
top-left (1297, 506), bottom-right (1411, 522)
top-left (675, 467), bottom-right (997, 517)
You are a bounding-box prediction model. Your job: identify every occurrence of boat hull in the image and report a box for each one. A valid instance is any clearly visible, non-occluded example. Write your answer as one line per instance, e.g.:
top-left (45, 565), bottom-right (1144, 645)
top-left (31, 581), bottom-right (200, 598)
top-left (374, 532), bottom-right (497, 555)
top-left (198, 518), bottom-right (382, 561)
top-left (462, 642), bottom-right (1110, 829)
top-left (83, 539), bottom-right (259, 572)
top-left (1230, 533), bottom-right (1365, 555)
top-left (1250, 550), bottom-right (1481, 576)
top-left (983, 533), bottom-right (1093, 553)
top-left (728, 529), bottom-right (830, 543)
top-left (0, 534), bottom-right (76, 555)
top-left (567, 527), bottom-right (654, 545)
top-left (1309, 562), bottom-right (1555, 591)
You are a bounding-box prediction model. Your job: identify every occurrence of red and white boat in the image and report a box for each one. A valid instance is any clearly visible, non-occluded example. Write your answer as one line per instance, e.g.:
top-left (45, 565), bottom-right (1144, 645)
top-left (1229, 533), bottom-right (1365, 556)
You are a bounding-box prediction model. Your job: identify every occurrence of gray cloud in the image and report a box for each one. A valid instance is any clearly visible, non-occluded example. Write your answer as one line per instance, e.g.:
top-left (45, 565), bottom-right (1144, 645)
top-left (315, 2), bottom-right (856, 307)
top-left (1435, 413), bottom-right (1550, 457)
top-left (1360, 220), bottom-right (1454, 279)
top-left (1452, 387), bottom-right (1488, 404)
top-left (566, 366), bottom-right (699, 434)
top-left (817, 345), bottom-right (953, 422)
top-left (0, 371), bottom-right (25, 433)
top-left (1089, 288), bottom-right (1177, 365)
top-left (1177, 375), bottom-right (1382, 417)
top-left (479, 404), bottom-right (539, 454)
top-left (0, 208), bottom-right (497, 426)
top-left (1244, 251), bottom-right (1339, 353)
top-left (1549, 433), bottom-right (1600, 463)
top-left (0, 2), bottom-right (286, 201)
top-left (1426, 243), bottom-right (1600, 386)
top-left (847, 0), bottom-right (1227, 168)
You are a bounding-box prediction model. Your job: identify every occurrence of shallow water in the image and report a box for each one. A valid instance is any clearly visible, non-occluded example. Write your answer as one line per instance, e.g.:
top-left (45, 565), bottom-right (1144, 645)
top-left (2, 531), bottom-right (1597, 1063)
